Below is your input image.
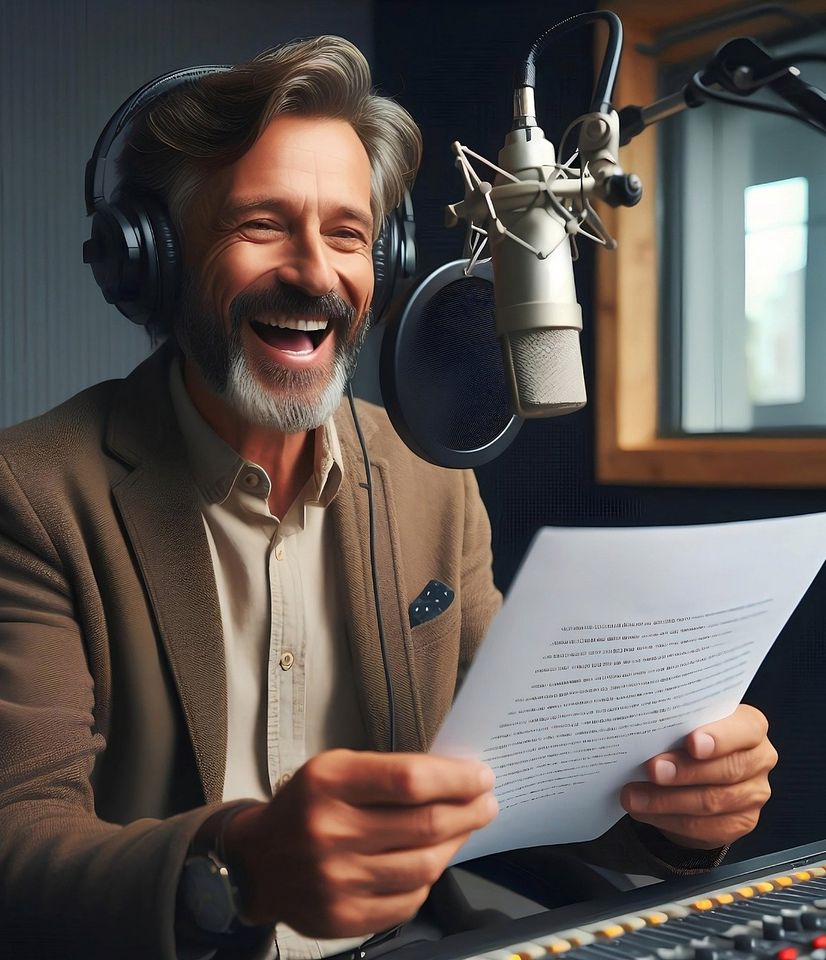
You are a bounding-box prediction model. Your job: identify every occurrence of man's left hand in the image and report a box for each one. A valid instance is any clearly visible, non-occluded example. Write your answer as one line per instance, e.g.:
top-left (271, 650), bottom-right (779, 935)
top-left (619, 704), bottom-right (778, 850)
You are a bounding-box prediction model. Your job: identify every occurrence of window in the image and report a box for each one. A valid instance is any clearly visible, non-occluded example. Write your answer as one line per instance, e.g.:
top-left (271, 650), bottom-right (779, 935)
top-left (596, 0), bottom-right (826, 485)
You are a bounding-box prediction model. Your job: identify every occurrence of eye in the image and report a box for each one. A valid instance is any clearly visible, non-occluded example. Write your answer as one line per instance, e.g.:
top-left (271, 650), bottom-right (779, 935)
top-left (239, 219), bottom-right (284, 239)
top-left (329, 227), bottom-right (368, 244)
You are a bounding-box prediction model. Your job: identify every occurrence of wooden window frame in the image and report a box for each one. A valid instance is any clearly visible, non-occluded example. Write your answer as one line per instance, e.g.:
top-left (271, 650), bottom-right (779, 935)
top-left (595, 0), bottom-right (826, 487)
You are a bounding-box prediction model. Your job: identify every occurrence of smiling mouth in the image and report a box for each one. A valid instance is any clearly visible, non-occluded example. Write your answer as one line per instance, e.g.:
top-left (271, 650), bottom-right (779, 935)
top-left (250, 314), bottom-right (333, 355)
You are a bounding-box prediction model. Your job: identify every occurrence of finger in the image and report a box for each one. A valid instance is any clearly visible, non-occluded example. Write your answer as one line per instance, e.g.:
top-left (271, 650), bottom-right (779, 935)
top-left (348, 792), bottom-right (498, 853)
top-left (304, 749), bottom-right (495, 806)
top-left (339, 833), bottom-right (475, 896)
top-left (683, 704), bottom-right (769, 760)
top-left (644, 741), bottom-right (778, 788)
top-left (620, 777), bottom-right (770, 821)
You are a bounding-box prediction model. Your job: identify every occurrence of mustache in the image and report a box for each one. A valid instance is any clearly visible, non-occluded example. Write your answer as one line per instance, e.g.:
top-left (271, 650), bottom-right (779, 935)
top-left (229, 285), bottom-right (357, 327)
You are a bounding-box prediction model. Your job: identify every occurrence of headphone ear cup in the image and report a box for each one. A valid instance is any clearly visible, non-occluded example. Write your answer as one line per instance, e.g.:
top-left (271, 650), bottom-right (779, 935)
top-left (84, 193), bottom-right (180, 328)
top-left (83, 203), bottom-right (142, 312)
top-left (371, 190), bottom-right (417, 326)
top-left (141, 194), bottom-right (180, 328)
top-left (371, 212), bottom-right (397, 325)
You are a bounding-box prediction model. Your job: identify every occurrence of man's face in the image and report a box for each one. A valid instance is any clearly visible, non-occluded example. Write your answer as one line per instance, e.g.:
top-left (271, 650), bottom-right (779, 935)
top-left (177, 113), bottom-right (375, 433)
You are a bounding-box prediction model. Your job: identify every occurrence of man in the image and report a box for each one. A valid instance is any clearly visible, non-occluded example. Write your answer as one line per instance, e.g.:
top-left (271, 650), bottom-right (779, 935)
top-left (0, 35), bottom-right (776, 960)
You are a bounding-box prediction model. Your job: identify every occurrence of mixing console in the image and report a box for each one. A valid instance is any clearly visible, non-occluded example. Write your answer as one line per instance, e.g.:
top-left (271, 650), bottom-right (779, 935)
top-left (389, 841), bottom-right (826, 960)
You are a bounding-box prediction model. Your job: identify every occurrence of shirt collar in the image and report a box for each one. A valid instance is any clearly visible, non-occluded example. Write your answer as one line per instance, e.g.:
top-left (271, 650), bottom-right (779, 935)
top-left (169, 358), bottom-right (343, 508)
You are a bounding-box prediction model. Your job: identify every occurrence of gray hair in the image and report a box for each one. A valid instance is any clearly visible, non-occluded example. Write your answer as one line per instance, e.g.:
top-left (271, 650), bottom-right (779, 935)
top-left (118, 34), bottom-right (421, 249)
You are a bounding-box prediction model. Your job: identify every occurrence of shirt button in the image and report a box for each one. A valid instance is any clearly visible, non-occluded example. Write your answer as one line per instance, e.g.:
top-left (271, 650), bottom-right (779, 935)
top-left (279, 651), bottom-right (294, 670)
top-left (278, 771), bottom-right (293, 789)
top-left (275, 545), bottom-right (285, 560)
top-left (243, 472), bottom-right (260, 488)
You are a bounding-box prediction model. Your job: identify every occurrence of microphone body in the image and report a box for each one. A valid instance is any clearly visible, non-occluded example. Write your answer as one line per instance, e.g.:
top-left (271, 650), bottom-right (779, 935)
top-left (490, 127), bottom-right (586, 417)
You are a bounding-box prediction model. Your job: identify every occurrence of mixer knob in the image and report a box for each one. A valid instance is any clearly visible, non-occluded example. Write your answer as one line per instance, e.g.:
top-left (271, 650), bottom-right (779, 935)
top-left (762, 918), bottom-right (784, 940)
top-left (802, 913), bottom-right (826, 931)
top-left (780, 911), bottom-right (803, 931)
top-left (733, 933), bottom-right (760, 952)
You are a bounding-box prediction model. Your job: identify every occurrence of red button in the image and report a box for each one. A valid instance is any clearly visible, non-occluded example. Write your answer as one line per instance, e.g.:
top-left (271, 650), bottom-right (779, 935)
top-left (777, 949), bottom-right (798, 960)
top-left (812, 937), bottom-right (826, 949)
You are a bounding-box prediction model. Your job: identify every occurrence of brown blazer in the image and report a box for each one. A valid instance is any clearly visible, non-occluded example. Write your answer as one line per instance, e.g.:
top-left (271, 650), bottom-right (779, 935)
top-left (0, 343), bottom-right (719, 958)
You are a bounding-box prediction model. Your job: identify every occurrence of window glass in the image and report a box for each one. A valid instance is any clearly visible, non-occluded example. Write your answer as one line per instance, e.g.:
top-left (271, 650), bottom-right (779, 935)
top-left (659, 48), bottom-right (826, 435)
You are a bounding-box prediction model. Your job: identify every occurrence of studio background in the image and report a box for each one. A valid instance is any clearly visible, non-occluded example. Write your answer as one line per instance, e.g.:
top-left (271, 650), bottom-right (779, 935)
top-left (2, 0), bottom-right (825, 865)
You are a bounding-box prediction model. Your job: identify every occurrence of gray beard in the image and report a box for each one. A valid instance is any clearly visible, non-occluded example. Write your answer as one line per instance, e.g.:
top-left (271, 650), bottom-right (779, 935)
top-left (173, 274), bottom-right (371, 433)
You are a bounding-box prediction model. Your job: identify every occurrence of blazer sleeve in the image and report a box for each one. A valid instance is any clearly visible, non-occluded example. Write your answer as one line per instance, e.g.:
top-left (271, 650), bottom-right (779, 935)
top-left (0, 455), bottom-right (269, 959)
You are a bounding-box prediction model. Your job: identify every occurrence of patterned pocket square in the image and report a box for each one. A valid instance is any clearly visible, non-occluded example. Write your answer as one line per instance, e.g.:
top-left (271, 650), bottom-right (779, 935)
top-left (409, 580), bottom-right (455, 627)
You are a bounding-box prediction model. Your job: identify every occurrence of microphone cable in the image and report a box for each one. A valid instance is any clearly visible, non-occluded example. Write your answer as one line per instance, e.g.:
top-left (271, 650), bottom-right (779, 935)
top-left (515, 10), bottom-right (623, 113)
top-left (346, 383), bottom-right (396, 753)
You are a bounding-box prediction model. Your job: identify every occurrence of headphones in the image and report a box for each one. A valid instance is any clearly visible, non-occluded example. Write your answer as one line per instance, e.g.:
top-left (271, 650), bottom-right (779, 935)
top-left (83, 65), bottom-right (418, 329)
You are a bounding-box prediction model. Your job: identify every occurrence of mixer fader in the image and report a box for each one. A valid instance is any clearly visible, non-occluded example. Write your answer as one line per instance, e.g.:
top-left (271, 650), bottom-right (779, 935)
top-left (390, 841), bottom-right (826, 960)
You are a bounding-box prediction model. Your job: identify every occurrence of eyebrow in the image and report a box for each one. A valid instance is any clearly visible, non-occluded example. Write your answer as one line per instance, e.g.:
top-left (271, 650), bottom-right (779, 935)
top-left (221, 197), bottom-right (374, 233)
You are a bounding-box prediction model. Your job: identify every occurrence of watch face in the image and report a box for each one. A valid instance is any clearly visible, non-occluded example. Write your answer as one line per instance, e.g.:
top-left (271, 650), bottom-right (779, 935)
top-left (181, 855), bottom-right (238, 934)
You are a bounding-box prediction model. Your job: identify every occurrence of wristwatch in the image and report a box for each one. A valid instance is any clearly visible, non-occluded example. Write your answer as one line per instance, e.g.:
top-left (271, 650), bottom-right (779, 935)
top-left (179, 848), bottom-right (245, 935)
top-left (178, 804), bottom-right (256, 937)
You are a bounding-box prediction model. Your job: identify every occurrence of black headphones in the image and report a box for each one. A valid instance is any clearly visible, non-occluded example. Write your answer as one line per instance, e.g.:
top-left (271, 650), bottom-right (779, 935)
top-left (83, 65), bottom-right (417, 330)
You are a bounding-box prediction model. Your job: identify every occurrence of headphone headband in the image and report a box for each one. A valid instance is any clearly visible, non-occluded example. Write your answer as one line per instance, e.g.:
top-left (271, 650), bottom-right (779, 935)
top-left (85, 66), bottom-right (231, 215)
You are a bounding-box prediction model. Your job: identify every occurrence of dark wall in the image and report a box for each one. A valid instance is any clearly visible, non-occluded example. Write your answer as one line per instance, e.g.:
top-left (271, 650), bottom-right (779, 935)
top-left (373, 0), bottom-right (826, 862)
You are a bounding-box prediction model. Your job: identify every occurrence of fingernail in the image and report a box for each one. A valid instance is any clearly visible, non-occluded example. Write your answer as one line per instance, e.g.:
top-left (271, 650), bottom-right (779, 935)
top-left (478, 765), bottom-right (495, 790)
top-left (627, 788), bottom-right (649, 811)
top-left (654, 759), bottom-right (677, 784)
top-left (694, 733), bottom-right (715, 759)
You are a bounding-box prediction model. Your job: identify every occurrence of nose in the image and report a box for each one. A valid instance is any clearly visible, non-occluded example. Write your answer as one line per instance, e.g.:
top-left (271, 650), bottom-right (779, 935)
top-left (274, 229), bottom-right (336, 297)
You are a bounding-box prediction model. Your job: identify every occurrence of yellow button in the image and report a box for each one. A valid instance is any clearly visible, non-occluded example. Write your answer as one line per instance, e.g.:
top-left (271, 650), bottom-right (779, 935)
top-left (619, 917), bottom-right (646, 932)
top-left (755, 882), bottom-right (774, 893)
top-left (714, 893), bottom-right (735, 905)
top-left (736, 887), bottom-right (755, 898)
top-left (644, 912), bottom-right (669, 925)
top-left (534, 938), bottom-right (569, 953)
top-left (774, 876), bottom-right (794, 887)
top-left (795, 872), bottom-right (812, 881)
top-left (597, 926), bottom-right (625, 939)
top-left (692, 899), bottom-right (714, 911)
top-left (280, 651), bottom-right (295, 670)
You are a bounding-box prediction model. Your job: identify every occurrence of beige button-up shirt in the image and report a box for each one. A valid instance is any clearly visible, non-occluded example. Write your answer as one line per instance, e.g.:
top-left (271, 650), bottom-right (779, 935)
top-left (170, 362), bottom-right (370, 958)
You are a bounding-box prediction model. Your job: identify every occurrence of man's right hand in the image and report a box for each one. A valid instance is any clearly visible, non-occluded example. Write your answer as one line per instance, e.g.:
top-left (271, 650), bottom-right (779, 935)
top-left (221, 749), bottom-right (498, 938)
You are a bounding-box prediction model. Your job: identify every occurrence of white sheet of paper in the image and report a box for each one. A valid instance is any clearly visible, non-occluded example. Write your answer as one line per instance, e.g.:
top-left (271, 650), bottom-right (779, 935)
top-left (431, 513), bottom-right (826, 863)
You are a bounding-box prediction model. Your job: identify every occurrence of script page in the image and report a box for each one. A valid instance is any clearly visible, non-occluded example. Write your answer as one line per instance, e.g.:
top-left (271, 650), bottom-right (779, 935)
top-left (431, 513), bottom-right (826, 863)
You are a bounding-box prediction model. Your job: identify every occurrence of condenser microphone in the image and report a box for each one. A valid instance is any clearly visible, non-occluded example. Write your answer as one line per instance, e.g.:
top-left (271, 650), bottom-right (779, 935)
top-left (445, 10), bottom-right (630, 421)
top-left (484, 117), bottom-right (586, 417)
top-left (380, 10), bottom-right (632, 467)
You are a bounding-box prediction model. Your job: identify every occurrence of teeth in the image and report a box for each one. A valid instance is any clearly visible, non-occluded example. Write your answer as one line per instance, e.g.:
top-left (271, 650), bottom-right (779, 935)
top-left (257, 315), bottom-right (329, 332)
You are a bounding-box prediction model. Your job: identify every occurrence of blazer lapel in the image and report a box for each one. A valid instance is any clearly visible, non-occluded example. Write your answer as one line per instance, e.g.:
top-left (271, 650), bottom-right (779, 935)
top-left (331, 407), bottom-right (425, 753)
top-left (105, 344), bottom-right (227, 804)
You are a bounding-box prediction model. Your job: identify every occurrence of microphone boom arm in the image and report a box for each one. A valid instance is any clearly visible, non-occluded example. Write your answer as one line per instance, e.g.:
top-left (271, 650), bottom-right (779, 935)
top-left (618, 37), bottom-right (826, 146)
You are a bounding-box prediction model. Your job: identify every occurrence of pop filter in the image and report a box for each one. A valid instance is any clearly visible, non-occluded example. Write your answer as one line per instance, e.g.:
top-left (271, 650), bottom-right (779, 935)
top-left (379, 260), bottom-right (523, 468)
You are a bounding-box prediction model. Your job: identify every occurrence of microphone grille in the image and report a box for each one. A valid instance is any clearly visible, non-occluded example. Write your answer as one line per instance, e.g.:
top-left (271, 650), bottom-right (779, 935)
top-left (505, 328), bottom-right (586, 417)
